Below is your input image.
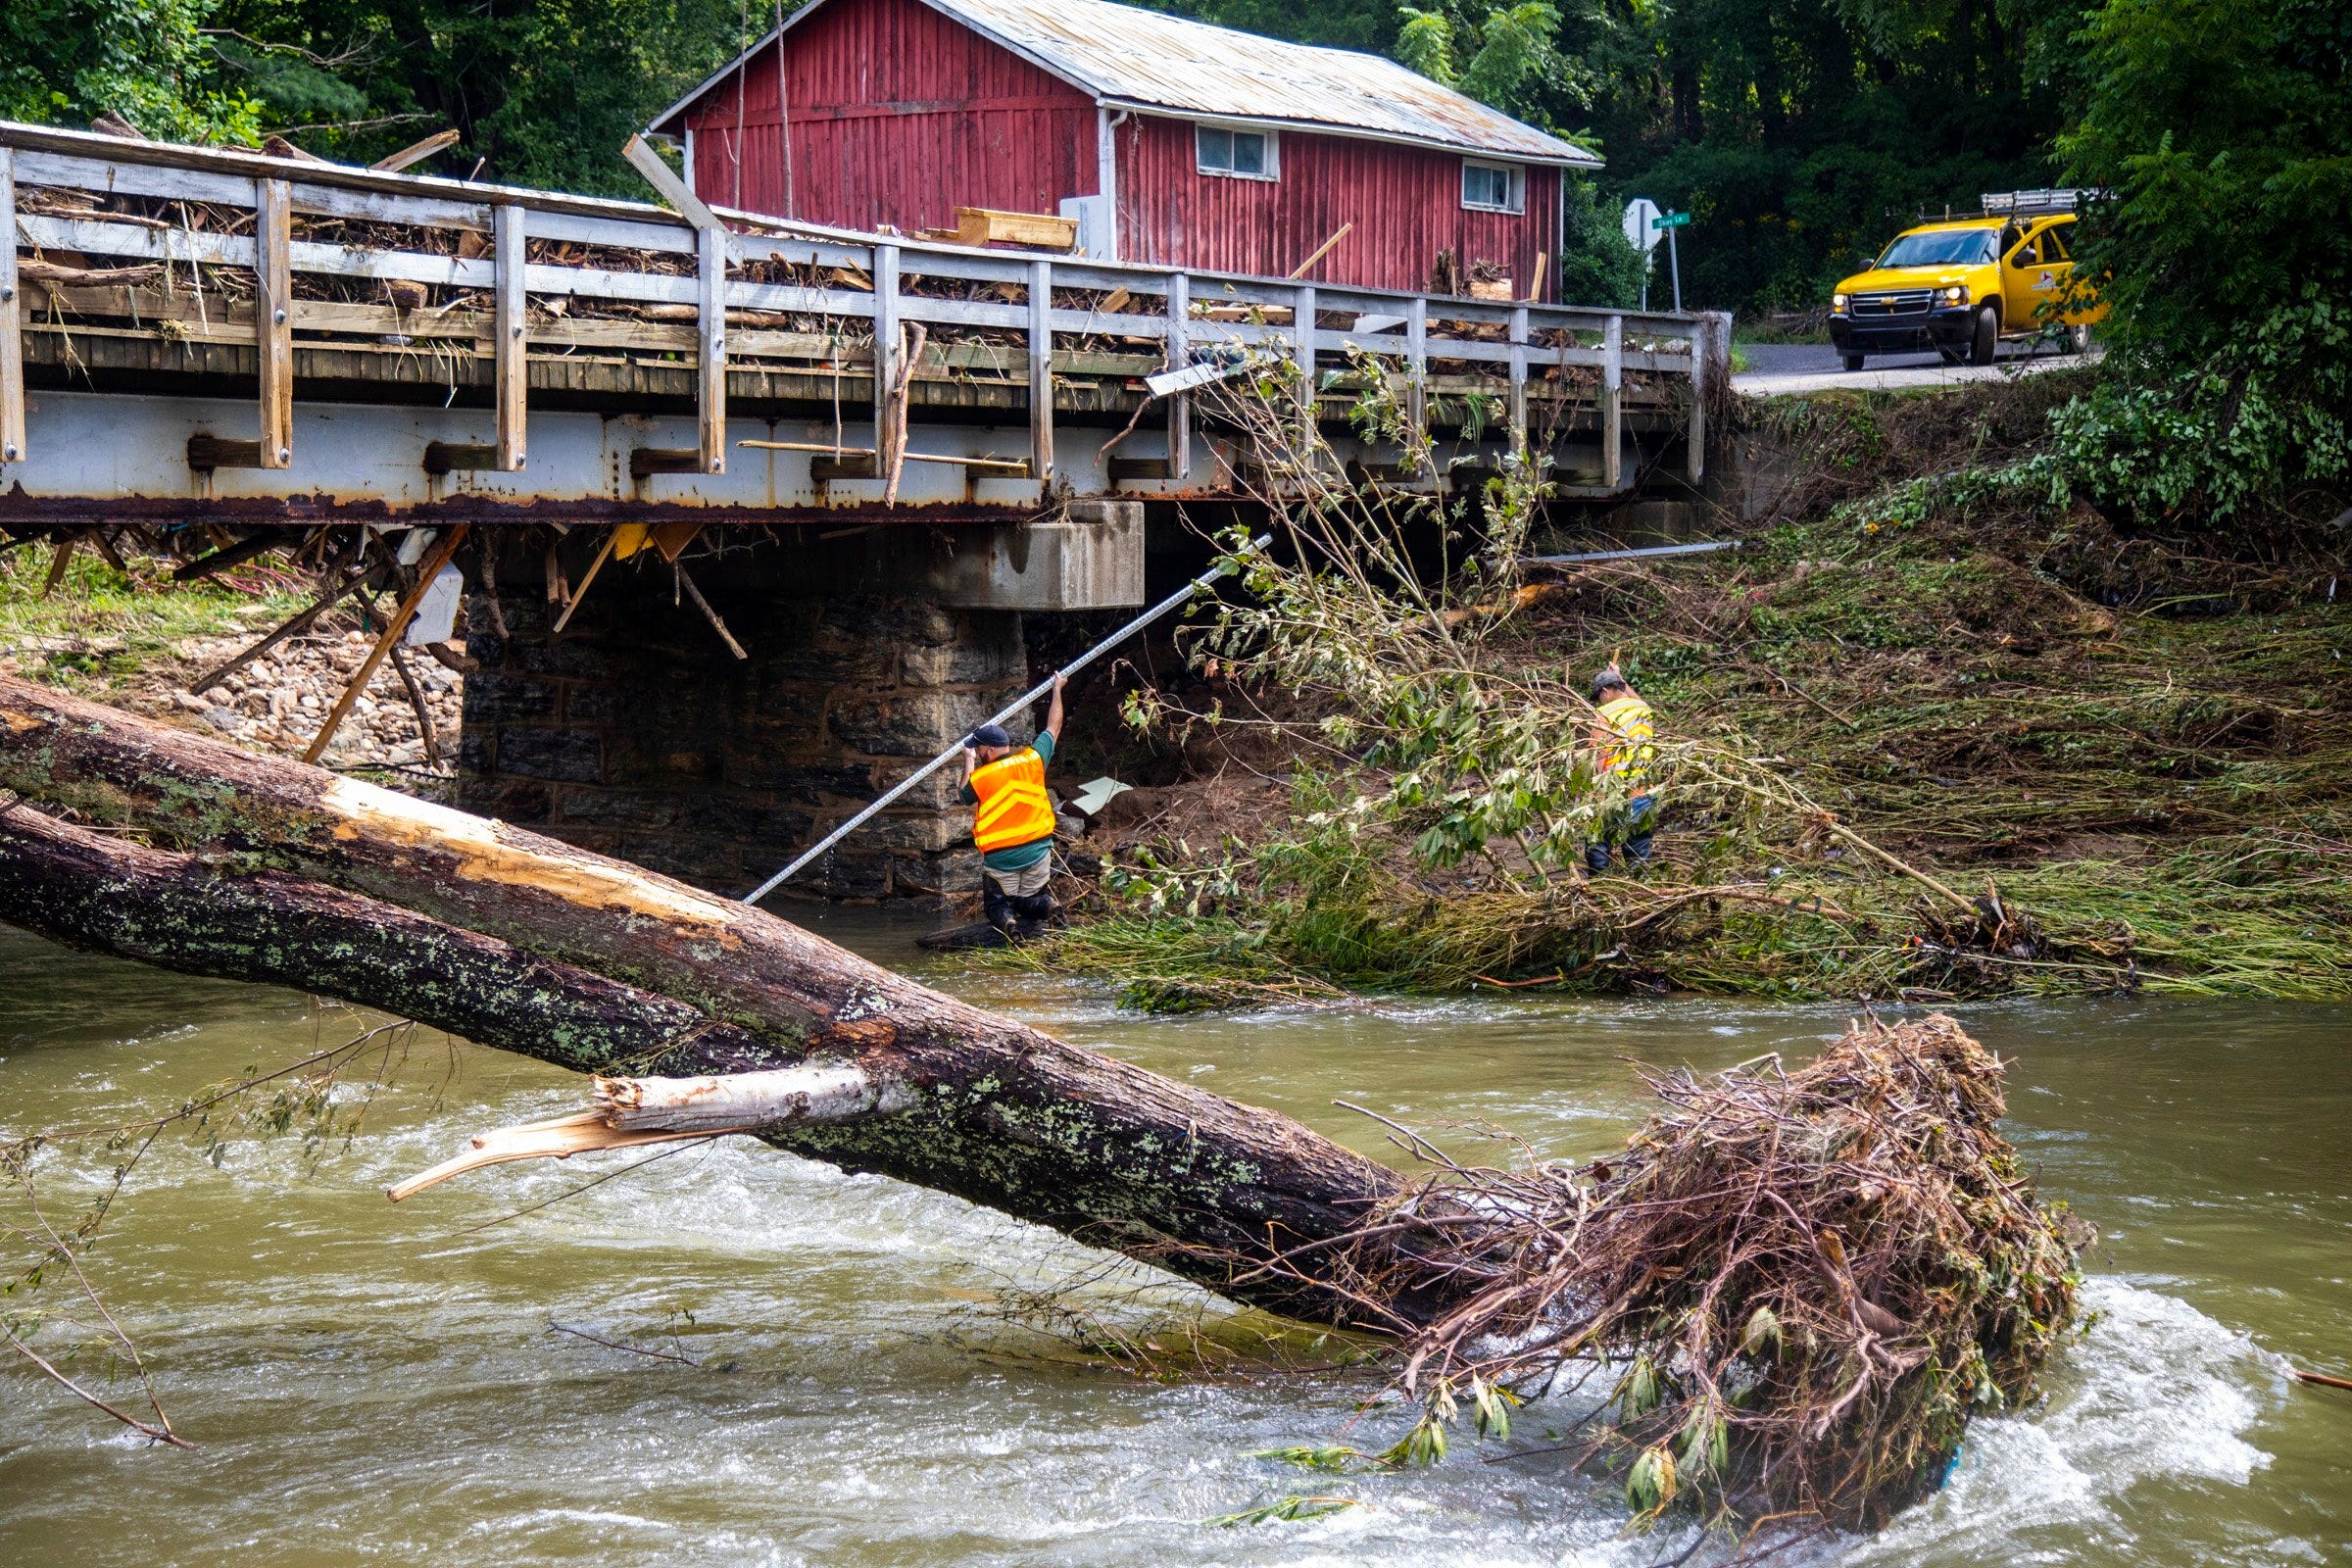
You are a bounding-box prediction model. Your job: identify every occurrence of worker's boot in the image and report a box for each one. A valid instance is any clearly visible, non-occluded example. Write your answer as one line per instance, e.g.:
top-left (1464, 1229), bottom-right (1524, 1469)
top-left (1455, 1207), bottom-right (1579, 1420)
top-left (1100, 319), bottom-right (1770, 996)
top-left (1010, 891), bottom-right (1059, 941)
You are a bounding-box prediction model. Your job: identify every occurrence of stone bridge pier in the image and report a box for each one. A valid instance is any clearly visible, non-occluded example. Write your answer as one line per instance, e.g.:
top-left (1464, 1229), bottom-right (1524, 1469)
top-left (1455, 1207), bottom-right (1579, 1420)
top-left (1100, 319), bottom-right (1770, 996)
top-left (457, 502), bottom-right (1144, 902)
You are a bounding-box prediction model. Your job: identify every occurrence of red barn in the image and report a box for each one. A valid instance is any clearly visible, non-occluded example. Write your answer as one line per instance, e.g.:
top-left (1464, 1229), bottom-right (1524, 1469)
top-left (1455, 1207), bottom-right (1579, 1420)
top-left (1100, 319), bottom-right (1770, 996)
top-left (645, 0), bottom-right (1602, 299)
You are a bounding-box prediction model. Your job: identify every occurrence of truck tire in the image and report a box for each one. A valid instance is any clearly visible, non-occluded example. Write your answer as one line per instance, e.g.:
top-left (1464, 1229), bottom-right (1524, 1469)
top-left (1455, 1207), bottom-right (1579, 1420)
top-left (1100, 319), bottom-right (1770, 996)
top-left (1842, 353), bottom-right (1865, 372)
top-left (1969, 306), bottom-right (1999, 367)
top-left (2065, 322), bottom-right (2091, 355)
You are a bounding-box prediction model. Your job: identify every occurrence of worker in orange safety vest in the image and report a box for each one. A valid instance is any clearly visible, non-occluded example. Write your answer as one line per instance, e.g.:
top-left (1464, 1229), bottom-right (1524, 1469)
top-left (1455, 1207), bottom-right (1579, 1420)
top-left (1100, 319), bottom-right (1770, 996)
top-left (957, 672), bottom-right (1066, 938)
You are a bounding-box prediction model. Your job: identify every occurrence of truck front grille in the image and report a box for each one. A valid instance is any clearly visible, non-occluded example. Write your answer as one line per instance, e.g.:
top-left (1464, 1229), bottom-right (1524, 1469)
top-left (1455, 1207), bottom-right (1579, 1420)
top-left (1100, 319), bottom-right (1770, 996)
top-left (1851, 289), bottom-right (1936, 318)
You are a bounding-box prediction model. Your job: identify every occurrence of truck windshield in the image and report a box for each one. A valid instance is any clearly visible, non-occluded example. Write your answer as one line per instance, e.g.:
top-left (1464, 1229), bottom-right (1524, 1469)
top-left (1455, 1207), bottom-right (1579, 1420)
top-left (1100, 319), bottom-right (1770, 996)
top-left (1876, 230), bottom-right (1997, 269)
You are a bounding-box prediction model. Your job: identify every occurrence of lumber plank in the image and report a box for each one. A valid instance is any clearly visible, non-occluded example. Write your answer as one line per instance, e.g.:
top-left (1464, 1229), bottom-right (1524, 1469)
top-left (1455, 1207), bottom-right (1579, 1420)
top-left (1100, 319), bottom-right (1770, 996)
top-left (0, 148), bottom-right (22, 465)
top-left (1288, 222), bottom-right (1352, 280)
top-left (1602, 313), bottom-right (1625, 492)
top-left (872, 242), bottom-right (900, 471)
top-left (1508, 304), bottom-right (1529, 435)
top-left (1688, 316), bottom-right (1709, 484)
top-left (368, 127), bottom-right (460, 174)
top-left (255, 176), bottom-right (292, 468)
top-left (621, 134), bottom-right (729, 241)
top-left (1165, 270), bottom-right (1190, 481)
top-left (1028, 258), bottom-right (1054, 480)
top-left (1406, 295), bottom-right (1429, 437)
top-left (954, 206), bottom-right (1077, 252)
top-left (697, 222), bottom-right (726, 474)
top-left (493, 204), bottom-right (526, 470)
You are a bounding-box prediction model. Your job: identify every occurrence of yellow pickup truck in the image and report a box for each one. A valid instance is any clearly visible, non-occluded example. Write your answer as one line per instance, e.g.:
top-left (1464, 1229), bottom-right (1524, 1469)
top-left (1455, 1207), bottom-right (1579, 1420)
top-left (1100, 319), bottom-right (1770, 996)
top-left (1829, 192), bottom-right (2103, 370)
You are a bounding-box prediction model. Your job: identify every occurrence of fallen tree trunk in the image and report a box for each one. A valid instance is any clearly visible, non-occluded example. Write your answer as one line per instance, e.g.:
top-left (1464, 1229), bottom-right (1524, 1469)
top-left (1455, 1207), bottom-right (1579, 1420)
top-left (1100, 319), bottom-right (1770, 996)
top-left (0, 674), bottom-right (1446, 1329)
top-left (0, 678), bottom-right (2087, 1539)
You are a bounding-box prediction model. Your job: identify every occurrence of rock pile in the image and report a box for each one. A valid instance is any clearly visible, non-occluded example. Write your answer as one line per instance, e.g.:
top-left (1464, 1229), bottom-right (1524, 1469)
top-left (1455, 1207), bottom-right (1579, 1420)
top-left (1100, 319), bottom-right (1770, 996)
top-left (153, 623), bottom-right (466, 782)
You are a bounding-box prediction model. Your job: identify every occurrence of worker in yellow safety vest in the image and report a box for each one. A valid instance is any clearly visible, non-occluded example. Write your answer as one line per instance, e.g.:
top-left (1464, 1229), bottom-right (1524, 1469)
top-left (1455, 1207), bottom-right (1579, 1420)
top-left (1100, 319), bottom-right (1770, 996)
top-left (1586, 665), bottom-right (1658, 875)
top-left (957, 673), bottom-right (1066, 938)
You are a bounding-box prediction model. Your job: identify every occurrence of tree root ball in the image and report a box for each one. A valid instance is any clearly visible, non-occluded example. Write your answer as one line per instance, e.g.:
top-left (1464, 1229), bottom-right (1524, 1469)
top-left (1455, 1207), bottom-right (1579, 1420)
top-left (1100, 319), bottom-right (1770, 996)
top-left (1380, 1013), bottom-right (2089, 1539)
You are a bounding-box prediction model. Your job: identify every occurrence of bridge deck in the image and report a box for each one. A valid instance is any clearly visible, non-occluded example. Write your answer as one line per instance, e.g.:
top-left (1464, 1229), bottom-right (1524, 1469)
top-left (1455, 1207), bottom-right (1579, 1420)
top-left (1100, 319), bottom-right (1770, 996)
top-left (0, 122), bottom-right (1721, 525)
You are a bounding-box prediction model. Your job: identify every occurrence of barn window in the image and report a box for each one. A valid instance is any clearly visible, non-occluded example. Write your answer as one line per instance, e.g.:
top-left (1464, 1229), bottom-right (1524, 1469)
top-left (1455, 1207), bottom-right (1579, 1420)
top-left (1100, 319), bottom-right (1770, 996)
top-left (1197, 123), bottom-right (1276, 180)
top-left (1461, 161), bottom-right (1524, 213)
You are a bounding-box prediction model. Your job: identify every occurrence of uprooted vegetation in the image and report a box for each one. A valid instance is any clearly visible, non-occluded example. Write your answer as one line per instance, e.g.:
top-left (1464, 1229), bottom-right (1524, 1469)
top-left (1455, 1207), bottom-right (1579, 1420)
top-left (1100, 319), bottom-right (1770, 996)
top-left (1256, 1012), bottom-right (2086, 1549)
top-left (1013, 369), bottom-right (2352, 1006)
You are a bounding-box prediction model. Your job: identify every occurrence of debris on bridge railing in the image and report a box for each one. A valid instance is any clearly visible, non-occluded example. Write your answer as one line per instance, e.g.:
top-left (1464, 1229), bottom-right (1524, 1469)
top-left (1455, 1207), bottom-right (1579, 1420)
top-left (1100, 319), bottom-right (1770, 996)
top-left (0, 118), bottom-right (1709, 493)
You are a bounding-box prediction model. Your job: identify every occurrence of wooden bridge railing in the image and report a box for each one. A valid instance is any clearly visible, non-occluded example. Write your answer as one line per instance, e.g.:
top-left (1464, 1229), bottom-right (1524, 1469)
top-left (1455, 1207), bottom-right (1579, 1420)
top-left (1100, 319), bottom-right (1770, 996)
top-left (0, 120), bottom-right (1717, 496)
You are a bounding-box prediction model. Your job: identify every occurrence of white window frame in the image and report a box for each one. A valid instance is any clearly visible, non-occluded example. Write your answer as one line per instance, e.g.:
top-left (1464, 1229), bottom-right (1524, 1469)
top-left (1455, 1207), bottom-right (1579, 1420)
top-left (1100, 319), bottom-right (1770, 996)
top-left (1195, 122), bottom-right (1279, 182)
top-left (1461, 160), bottom-right (1525, 214)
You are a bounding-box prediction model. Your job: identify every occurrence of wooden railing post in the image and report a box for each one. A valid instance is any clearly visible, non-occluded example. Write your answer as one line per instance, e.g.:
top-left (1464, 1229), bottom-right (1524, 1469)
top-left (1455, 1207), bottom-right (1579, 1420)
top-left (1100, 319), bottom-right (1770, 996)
top-left (697, 222), bottom-right (727, 474)
top-left (1165, 270), bottom-right (1190, 480)
top-left (1405, 295), bottom-right (1428, 442)
top-left (1686, 317), bottom-right (1708, 484)
top-left (255, 177), bottom-right (292, 468)
top-left (1293, 283), bottom-right (1317, 423)
top-left (0, 148), bottom-right (23, 466)
top-left (1602, 314), bottom-right (1625, 492)
top-left (871, 242), bottom-right (900, 472)
top-left (1507, 304), bottom-right (1530, 438)
top-left (1028, 258), bottom-right (1053, 480)
top-left (493, 204), bottom-right (527, 471)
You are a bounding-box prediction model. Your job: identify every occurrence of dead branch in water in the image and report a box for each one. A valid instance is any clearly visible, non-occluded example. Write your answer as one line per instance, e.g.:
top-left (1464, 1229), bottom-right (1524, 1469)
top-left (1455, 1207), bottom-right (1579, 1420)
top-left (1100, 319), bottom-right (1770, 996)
top-left (2, 1329), bottom-right (195, 1448)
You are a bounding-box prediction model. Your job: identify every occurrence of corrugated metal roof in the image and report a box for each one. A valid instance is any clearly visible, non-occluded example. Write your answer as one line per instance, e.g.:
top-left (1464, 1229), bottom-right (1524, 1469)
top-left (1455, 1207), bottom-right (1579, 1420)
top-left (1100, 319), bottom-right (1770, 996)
top-left (650, 0), bottom-right (1600, 168)
top-left (927, 0), bottom-right (1598, 164)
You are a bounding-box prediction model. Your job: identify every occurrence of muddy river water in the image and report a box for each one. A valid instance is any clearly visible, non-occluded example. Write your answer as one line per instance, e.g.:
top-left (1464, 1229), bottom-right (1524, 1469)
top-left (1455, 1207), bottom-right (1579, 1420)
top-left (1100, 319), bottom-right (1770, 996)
top-left (1, 910), bottom-right (2345, 1567)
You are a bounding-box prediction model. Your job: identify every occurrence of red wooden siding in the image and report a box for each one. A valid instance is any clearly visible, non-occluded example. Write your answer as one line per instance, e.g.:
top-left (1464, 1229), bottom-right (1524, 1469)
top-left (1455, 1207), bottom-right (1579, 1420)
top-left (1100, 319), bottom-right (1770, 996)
top-left (1112, 114), bottom-right (1561, 298)
top-left (678, 0), bottom-right (1099, 234)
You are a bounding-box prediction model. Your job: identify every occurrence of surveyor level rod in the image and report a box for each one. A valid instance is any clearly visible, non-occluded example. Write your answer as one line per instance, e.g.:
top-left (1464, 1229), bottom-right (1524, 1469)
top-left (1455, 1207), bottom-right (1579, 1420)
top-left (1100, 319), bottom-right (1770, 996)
top-left (741, 537), bottom-right (1271, 906)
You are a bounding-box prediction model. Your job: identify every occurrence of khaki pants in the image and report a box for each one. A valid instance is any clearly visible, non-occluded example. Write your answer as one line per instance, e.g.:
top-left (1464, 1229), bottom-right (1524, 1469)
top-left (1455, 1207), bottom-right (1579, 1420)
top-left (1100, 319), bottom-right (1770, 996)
top-left (981, 858), bottom-right (1054, 899)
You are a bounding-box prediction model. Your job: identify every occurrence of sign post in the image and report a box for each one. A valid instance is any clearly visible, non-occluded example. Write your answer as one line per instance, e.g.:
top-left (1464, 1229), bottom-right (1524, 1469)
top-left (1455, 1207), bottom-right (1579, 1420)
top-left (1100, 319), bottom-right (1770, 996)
top-left (1622, 198), bottom-right (1660, 312)
top-left (1654, 210), bottom-right (1692, 313)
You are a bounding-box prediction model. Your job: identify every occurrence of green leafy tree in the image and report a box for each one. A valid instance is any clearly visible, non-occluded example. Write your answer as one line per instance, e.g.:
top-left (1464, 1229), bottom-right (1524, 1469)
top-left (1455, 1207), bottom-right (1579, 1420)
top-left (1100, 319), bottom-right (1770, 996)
top-left (1397, 0), bottom-right (1578, 123)
top-left (2045, 0), bottom-right (2351, 520)
top-left (1, 0), bottom-right (262, 142)
top-left (197, 0), bottom-right (759, 191)
top-left (1558, 173), bottom-right (1645, 307)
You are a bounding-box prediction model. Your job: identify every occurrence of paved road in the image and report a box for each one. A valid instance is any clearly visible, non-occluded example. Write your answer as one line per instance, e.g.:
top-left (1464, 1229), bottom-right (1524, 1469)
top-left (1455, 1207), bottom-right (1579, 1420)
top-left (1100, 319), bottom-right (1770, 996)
top-left (1734, 340), bottom-right (2099, 396)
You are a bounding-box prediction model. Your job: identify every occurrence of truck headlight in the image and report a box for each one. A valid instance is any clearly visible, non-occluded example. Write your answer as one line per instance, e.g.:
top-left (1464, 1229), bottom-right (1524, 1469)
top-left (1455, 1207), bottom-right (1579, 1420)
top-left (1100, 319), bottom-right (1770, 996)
top-left (1942, 285), bottom-right (1967, 304)
top-left (1832, 293), bottom-right (1849, 312)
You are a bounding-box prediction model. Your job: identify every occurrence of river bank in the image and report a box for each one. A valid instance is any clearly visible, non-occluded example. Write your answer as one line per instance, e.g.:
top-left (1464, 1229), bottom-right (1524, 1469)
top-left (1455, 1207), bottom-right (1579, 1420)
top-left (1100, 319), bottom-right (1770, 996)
top-left (0, 542), bottom-right (465, 787)
top-left (1022, 372), bottom-right (2352, 1007)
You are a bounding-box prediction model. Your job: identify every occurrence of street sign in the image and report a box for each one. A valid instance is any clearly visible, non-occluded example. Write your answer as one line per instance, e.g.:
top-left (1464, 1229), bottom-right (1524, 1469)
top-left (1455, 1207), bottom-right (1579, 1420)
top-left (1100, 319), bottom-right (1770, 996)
top-left (1622, 198), bottom-right (1662, 256)
top-left (1655, 211), bottom-right (1692, 228)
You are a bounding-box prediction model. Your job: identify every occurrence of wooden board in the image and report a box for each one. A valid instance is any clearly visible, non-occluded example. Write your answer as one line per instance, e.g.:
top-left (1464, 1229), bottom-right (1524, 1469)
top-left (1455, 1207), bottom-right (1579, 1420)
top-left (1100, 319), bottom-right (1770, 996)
top-left (954, 207), bottom-right (1078, 252)
top-left (255, 176), bottom-right (292, 467)
top-left (697, 223), bottom-right (727, 474)
top-left (0, 148), bottom-right (24, 465)
top-left (493, 203), bottom-right (526, 470)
